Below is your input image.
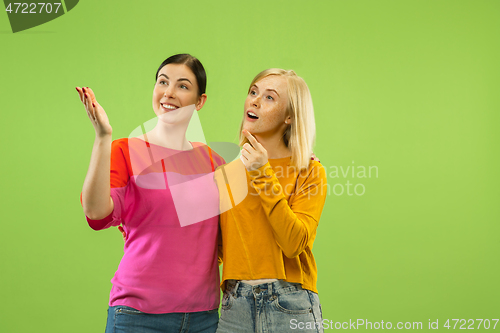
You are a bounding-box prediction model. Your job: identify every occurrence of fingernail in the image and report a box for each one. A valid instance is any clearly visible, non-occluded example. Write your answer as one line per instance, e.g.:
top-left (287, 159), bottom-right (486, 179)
top-left (82, 87), bottom-right (86, 93)
top-left (92, 102), bottom-right (95, 108)
top-left (75, 87), bottom-right (78, 92)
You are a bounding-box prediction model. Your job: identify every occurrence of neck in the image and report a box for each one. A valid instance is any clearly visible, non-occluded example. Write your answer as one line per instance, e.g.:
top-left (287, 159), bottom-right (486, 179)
top-left (146, 120), bottom-right (192, 151)
top-left (254, 131), bottom-right (291, 159)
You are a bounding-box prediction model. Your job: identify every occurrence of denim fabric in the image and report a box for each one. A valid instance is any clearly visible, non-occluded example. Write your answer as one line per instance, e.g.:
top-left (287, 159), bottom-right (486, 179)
top-left (216, 280), bottom-right (323, 333)
top-left (105, 306), bottom-right (219, 333)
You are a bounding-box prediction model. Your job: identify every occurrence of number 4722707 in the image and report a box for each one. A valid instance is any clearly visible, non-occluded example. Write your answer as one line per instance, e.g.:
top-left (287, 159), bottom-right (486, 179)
top-left (5, 3), bottom-right (62, 14)
top-left (444, 319), bottom-right (499, 330)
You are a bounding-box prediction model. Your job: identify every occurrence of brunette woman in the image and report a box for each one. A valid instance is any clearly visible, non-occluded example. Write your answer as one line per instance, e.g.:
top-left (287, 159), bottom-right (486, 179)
top-left (78, 54), bottom-right (223, 333)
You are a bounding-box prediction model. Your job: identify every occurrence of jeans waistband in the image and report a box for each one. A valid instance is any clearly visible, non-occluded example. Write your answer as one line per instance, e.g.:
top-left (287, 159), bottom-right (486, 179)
top-left (225, 280), bottom-right (304, 297)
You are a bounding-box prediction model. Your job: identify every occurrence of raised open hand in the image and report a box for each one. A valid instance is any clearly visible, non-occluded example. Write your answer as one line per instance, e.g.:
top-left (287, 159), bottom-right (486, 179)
top-left (76, 87), bottom-right (112, 137)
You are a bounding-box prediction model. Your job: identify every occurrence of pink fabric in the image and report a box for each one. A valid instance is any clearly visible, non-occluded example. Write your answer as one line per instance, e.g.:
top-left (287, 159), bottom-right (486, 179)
top-left (85, 138), bottom-right (224, 313)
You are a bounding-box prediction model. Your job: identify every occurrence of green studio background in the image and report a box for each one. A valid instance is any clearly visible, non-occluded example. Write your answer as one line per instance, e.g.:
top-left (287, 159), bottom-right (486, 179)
top-left (1, 0), bottom-right (499, 332)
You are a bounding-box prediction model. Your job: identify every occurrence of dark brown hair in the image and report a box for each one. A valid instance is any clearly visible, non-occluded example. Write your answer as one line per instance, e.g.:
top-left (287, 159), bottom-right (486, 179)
top-left (155, 54), bottom-right (207, 96)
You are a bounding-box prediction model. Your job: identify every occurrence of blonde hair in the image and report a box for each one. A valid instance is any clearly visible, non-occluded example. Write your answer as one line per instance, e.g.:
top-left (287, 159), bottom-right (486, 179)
top-left (238, 68), bottom-right (316, 171)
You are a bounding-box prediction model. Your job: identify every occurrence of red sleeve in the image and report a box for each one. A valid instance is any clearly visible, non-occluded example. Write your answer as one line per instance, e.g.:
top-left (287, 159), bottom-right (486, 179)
top-left (80, 138), bottom-right (130, 230)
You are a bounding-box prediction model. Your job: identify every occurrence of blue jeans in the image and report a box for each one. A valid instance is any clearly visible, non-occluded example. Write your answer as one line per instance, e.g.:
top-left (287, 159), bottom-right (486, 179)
top-left (216, 280), bottom-right (324, 333)
top-left (105, 306), bottom-right (219, 333)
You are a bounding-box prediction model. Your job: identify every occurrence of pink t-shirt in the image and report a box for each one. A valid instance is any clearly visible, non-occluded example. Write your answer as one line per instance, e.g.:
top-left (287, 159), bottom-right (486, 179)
top-left (84, 138), bottom-right (225, 314)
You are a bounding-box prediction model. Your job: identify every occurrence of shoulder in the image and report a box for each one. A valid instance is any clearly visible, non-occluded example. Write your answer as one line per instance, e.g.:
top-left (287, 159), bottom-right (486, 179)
top-left (210, 149), bottom-right (226, 167)
top-left (110, 138), bottom-right (131, 159)
top-left (295, 160), bottom-right (327, 189)
top-left (289, 161), bottom-right (327, 202)
top-left (111, 137), bottom-right (129, 150)
top-left (191, 142), bottom-right (226, 167)
top-left (304, 160), bottom-right (327, 179)
top-left (110, 138), bottom-right (132, 169)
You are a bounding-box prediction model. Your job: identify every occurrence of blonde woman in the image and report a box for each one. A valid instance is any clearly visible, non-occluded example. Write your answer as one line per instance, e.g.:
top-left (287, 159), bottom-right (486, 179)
top-left (216, 69), bottom-right (327, 333)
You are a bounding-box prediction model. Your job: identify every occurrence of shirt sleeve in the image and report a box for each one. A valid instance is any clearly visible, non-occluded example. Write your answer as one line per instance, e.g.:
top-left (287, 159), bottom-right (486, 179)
top-left (208, 146), bottom-right (226, 265)
top-left (81, 139), bottom-right (130, 230)
top-left (247, 161), bottom-right (327, 258)
top-left (217, 221), bottom-right (223, 265)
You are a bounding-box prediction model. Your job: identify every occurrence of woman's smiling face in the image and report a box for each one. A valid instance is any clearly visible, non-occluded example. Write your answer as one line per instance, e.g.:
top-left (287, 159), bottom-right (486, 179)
top-left (152, 64), bottom-right (204, 123)
top-left (243, 75), bottom-right (290, 135)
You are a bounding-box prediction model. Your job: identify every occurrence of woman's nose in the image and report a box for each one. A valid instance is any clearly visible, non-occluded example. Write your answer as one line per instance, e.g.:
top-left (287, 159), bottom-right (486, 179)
top-left (164, 85), bottom-right (175, 98)
top-left (251, 95), bottom-right (260, 108)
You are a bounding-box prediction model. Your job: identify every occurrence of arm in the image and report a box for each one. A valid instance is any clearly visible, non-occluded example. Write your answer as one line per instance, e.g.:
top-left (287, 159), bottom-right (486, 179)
top-left (77, 87), bottom-right (114, 220)
top-left (82, 135), bottom-right (114, 219)
top-left (240, 130), bottom-right (327, 258)
top-left (248, 162), bottom-right (327, 258)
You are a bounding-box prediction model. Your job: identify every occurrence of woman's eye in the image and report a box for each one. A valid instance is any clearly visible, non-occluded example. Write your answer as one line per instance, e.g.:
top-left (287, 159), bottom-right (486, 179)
top-left (159, 80), bottom-right (168, 85)
top-left (266, 95), bottom-right (274, 100)
top-left (250, 91), bottom-right (256, 96)
top-left (180, 84), bottom-right (188, 89)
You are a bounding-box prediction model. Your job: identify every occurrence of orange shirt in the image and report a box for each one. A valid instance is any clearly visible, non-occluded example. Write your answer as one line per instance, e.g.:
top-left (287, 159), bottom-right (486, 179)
top-left (218, 157), bottom-right (327, 293)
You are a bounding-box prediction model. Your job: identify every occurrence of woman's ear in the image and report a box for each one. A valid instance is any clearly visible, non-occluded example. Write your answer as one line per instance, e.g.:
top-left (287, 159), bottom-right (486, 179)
top-left (285, 116), bottom-right (292, 124)
top-left (196, 94), bottom-right (208, 111)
